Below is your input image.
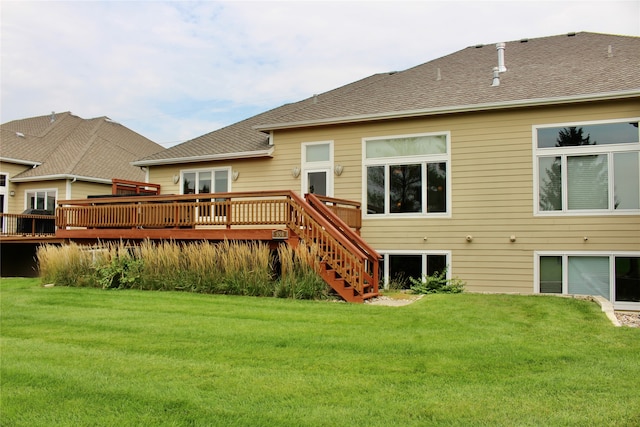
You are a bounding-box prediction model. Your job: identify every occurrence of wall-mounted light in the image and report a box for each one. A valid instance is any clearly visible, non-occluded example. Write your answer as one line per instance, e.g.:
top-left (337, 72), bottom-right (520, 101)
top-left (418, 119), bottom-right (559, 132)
top-left (510, 235), bottom-right (516, 242)
top-left (465, 235), bottom-right (473, 242)
top-left (334, 164), bottom-right (344, 176)
top-left (232, 170), bottom-right (240, 181)
top-left (173, 175), bottom-right (180, 184)
top-left (291, 166), bottom-right (301, 178)
top-left (9, 191), bottom-right (15, 197)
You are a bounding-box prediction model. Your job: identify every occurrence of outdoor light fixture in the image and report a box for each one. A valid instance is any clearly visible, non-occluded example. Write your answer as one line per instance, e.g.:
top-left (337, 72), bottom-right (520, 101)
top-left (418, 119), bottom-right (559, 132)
top-left (334, 164), bottom-right (344, 176)
top-left (232, 170), bottom-right (240, 181)
top-left (9, 191), bottom-right (15, 197)
top-left (173, 175), bottom-right (180, 184)
top-left (291, 166), bottom-right (301, 178)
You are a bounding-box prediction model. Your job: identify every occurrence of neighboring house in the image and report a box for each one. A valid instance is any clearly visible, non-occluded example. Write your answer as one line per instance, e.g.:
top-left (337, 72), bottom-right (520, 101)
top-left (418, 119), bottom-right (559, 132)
top-left (1, 111), bottom-right (164, 216)
top-left (136, 32), bottom-right (638, 310)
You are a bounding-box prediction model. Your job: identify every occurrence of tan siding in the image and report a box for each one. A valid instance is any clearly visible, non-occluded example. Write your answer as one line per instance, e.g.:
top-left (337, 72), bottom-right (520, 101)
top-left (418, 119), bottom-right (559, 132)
top-left (69, 181), bottom-right (111, 199)
top-left (304, 100), bottom-right (639, 293)
top-left (0, 162), bottom-right (31, 213)
top-left (145, 99), bottom-right (639, 295)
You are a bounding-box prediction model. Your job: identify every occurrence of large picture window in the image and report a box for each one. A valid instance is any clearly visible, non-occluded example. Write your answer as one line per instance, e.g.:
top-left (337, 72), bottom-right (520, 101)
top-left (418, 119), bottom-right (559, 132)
top-left (535, 119), bottom-right (640, 214)
top-left (364, 132), bottom-right (450, 216)
top-left (536, 252), bottom-right (640, 310)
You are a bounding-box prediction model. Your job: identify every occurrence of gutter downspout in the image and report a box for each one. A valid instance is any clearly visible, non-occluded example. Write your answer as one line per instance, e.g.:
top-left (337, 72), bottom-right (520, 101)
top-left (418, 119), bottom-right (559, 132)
top-left (66, 177), bottom-right (77, 199)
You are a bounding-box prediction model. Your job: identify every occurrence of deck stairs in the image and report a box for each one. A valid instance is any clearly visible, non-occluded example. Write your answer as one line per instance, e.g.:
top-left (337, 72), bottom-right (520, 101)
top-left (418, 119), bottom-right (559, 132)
top-left (288, 193), bottom-right (380, 303)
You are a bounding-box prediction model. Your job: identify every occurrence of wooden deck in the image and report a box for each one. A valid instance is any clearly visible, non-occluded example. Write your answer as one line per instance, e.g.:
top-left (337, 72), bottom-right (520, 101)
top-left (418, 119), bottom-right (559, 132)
top-left (53, 190), bottom-right (379, 302)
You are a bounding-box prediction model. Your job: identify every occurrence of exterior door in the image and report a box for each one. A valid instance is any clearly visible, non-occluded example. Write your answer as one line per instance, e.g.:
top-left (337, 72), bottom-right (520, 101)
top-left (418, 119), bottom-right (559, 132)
top-left (302, 141), bottom-right (333, 197)
top-left (305, 169), bottom-right (329, 196)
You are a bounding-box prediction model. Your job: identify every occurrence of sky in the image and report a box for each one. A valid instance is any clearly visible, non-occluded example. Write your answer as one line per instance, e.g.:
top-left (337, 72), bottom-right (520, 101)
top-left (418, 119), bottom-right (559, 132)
top-left (1, 1), bottom-right (639, 148)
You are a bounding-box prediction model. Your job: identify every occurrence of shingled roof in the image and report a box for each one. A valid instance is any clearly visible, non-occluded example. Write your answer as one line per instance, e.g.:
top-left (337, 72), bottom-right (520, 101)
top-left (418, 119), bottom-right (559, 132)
top-left (136, 32), bottom-right (639, 165)
top-left (1, 112), bottom-right (164, 182)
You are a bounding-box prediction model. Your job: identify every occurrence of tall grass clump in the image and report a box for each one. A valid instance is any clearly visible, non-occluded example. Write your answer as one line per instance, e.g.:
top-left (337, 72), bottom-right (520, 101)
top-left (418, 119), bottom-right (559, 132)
top-left (215, 240), bottom-right (273, 296)
top-left (136, 240), bottom-right (184, 290)
top-left (37, 240), bottom-right (331, 300)
top-left (38, 243), bottom-right (94, 287)
top-left (276, 244), bottom-right (330, 300)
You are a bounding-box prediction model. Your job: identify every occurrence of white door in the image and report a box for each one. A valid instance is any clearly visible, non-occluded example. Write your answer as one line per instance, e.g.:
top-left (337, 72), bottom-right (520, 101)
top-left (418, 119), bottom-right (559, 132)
top-left (301, 141), bottom-right (333, 197)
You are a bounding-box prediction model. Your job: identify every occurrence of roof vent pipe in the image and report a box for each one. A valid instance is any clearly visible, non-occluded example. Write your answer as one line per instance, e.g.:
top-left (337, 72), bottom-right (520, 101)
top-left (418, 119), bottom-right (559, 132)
top-left (496, 42), bottom-right (507, 72)
top-left (491, 67), bottom-right (500, 87)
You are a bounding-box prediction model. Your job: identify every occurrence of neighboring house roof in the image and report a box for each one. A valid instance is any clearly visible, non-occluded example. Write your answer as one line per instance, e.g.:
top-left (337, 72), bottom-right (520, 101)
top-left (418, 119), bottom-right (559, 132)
top-left (1, 112), bottom-right (164, 182)
top-left (135, 31), bottom-right (640, 165)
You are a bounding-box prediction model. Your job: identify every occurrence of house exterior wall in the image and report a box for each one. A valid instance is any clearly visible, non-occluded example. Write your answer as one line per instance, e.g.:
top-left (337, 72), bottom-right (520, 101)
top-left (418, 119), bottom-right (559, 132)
top-left (0, 162), bottom-right (31, 214)
top-left (273, 99), bottom-right (640, 294)
top-left (67, 181), bottom-right (112, 200)
top-left (146, 98), bottom-right (639, 299)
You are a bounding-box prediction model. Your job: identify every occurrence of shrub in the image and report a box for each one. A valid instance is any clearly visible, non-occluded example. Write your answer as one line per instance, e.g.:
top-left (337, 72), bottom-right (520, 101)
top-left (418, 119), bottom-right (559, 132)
top-left (95, 243), bottom-right (143, 289)
top-left (409, 268), bottom-right (465, 294)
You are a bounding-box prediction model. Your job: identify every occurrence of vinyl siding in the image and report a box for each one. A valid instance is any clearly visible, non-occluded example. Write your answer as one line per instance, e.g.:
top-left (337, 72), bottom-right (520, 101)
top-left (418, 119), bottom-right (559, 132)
top-left (68, 181), bottom-right (112, 200)
top-left (277, 99), bottom-right (640, 294)
top-left (146, 98), bottom-right (639, 294)
top-left (0, 162), bottom-right (31, 214)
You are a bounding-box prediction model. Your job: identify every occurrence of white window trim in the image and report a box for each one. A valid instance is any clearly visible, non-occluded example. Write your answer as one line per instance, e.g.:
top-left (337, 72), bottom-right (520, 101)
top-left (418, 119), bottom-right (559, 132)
top-left (533, 117), bottom-right (640, 216)
top-left (179, 166), bottom-right (232, 195)
top-left (534, 251), bottom-right (640, 311)
top-left (362, 131), bottom-right (451, 219)
top-left (24, 188), bottom-right (58, 211)
top-left (378, 249), bottom-right (452, 289)
top-left (301, 141), bottom-right (334, 197)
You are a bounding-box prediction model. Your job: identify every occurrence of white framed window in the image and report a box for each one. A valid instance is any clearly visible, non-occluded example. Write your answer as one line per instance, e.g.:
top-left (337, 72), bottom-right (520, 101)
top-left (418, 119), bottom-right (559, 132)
top-left (534, 118), bottom-right (640, 215)
top-left (26, 189), bottom-right (57, 213)
top-left (535, 251), bottom-right (640, 310)
top-left (301, 141), bottom-right (333, 196)
top-left (378, 250), bottom-right (451, 289)
top-left (181, 168), bottom-right (230, 196)
top-left (181, 167), bottom-right (231, 219)
top-left (363, 132), bottom-right (450, 217)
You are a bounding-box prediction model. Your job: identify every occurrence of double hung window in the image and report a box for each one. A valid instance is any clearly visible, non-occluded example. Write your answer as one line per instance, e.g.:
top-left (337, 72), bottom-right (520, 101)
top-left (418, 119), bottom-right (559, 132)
top-left (535, 120), bottom-right (640, 214)
top-left (364, 132), bottom-right (450, 216)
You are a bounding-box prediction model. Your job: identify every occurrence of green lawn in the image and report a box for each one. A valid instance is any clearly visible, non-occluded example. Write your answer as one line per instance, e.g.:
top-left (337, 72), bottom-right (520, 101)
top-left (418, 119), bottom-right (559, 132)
top-left (2, 278), bottom-right (639, 426)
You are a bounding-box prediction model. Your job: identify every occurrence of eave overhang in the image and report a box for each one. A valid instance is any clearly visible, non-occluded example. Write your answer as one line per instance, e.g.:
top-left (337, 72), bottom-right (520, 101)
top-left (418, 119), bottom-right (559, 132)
top-left (0, 157), bottom-right (42, 167)
top-left (253, 90), bottom-right (640, 132)
top-left (10, 174), bottom-right (112, 184)
top-left (132, 147), bottom-right (275, 167)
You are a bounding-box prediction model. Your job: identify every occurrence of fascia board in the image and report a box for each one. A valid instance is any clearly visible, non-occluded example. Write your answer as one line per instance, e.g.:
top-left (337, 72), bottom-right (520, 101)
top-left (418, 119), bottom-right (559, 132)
top-left (132, 148), bottom-right (275, 167)
top-left (253, 90), bottom-right (640, 131)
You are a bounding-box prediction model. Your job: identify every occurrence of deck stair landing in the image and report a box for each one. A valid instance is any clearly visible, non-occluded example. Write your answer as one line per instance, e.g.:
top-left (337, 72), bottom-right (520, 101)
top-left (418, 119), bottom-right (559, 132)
top-left (55, 190), bottom-right (380, 302)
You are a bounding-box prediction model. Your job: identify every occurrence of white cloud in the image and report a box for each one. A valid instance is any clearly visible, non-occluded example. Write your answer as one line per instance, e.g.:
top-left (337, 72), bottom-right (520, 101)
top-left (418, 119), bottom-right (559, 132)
top-left (2, 1), bottom-right (639, 147)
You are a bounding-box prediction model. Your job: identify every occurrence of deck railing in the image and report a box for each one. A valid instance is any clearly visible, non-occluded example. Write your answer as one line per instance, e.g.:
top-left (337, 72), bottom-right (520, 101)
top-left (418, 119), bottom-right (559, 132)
top-left (0, 213), bottom-right (56, 237)
top-left (56, 191), bottom-right (294, 230)
top-left (56, 190), bottom-right (378, 300)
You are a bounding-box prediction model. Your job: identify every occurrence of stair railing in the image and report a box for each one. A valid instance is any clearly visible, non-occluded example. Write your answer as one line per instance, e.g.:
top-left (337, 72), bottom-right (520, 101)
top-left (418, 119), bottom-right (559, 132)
top-left (287, 191), bottom-right (379, 299)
